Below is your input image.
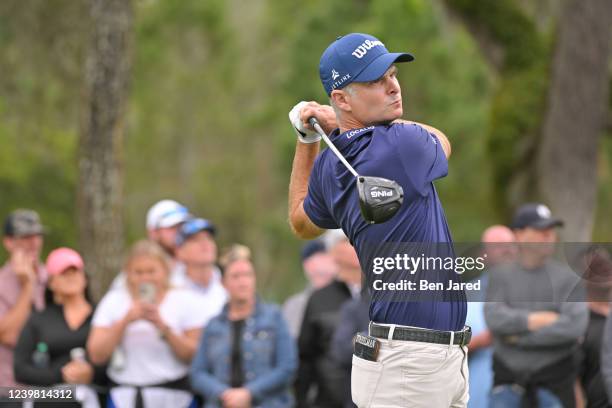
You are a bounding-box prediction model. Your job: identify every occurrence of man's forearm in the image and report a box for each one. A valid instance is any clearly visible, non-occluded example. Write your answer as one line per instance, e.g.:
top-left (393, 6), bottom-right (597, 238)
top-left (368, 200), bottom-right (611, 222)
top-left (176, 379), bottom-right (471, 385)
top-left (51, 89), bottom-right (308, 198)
top-left (288, 142), bottom-right (320, 237)
top-left (0, 283), bottom-right (33, 347)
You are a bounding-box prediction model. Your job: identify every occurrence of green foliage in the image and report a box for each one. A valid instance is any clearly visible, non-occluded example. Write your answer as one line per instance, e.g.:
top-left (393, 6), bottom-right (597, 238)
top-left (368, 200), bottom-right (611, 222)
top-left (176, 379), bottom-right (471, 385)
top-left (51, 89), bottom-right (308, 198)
top-left (445, 0), bottom-right (552, 217)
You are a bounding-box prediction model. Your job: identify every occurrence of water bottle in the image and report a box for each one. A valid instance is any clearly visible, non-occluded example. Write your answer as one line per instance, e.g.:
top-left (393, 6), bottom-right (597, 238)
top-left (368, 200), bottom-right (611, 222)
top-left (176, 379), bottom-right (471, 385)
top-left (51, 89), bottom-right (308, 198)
top-left (70, 347), bottom-right (86, 362)
top-left (32, 342), bottom-right (50, 368)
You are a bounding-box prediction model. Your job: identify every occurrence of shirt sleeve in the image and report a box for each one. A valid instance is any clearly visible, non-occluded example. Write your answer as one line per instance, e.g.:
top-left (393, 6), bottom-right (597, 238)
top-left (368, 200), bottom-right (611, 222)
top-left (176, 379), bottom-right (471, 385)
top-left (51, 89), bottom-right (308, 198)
top-left (91, 291), bottom-right (125, 328)
top-left (392, 123), bottom-right (448, 194)
top-left (303, 155), bottom-right (339, 229)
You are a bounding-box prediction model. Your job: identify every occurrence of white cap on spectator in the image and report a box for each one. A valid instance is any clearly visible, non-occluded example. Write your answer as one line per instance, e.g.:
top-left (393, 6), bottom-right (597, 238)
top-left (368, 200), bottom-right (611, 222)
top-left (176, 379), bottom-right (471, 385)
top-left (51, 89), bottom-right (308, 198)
top-left (146, 200), bottom-right (191, 230)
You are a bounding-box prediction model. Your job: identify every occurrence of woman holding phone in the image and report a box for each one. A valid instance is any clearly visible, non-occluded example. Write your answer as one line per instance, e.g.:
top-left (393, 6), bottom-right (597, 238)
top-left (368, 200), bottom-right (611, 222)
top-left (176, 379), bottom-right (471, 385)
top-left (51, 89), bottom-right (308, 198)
top-left (87, 240), bottom-right (206, 408)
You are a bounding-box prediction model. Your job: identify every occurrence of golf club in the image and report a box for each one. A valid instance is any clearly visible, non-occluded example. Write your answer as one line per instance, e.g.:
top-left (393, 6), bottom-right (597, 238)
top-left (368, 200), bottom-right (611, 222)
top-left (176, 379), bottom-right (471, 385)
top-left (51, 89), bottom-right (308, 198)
top-left (308, 117), bottom-right (404, 224)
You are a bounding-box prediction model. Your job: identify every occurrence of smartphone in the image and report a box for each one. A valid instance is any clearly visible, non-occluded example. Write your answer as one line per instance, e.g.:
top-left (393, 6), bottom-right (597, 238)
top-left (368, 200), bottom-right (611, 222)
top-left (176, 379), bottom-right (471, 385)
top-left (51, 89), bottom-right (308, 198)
top-left (138, 282), bottom-right (157, 304)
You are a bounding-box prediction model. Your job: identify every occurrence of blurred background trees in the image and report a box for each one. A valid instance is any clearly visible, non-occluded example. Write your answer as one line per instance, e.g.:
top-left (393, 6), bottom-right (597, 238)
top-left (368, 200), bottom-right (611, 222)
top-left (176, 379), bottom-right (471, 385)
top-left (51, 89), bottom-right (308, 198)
top-left (0, 0), bottom-right (610, 300)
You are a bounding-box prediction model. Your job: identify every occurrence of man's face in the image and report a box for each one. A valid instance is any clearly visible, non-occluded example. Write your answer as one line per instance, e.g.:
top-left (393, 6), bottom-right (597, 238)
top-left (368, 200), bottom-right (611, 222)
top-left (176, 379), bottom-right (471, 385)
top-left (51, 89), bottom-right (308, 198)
top-left (514, 227), bottom-right (557, 259)
top-left (331, 240), bottom-right (361, 284)
top-left (176, 231), bottom-right (217, 266)
top-left (148, 225), bottom-right (181, 255)
top-left (341, 65), bottom-right (403, 125)
top-left (3, 234), bottom-right (43, 261)
top-left (303, 252), bottom-right (337, 290)
top-left (223, 259), bottom-right (256, 303)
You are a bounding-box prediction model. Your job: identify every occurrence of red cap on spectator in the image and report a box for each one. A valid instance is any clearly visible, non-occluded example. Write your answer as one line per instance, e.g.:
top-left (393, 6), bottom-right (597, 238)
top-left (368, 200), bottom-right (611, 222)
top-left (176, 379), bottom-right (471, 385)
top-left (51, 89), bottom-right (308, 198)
top-left (46, 247), bottom-right (84, 276)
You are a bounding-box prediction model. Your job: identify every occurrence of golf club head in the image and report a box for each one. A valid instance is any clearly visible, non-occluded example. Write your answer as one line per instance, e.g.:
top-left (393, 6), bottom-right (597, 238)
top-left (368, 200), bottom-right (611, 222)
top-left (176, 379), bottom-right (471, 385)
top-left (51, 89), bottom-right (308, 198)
top-left (357, 176), bottom-right (404, 224)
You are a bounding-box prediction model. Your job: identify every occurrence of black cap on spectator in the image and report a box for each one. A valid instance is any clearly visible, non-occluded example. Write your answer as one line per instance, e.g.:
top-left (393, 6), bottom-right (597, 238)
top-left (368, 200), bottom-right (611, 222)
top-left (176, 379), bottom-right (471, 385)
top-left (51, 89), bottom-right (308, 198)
top-left (301, 240), bottom-right (326, 262)
top-left (511, 203), bottom-right (564, 230)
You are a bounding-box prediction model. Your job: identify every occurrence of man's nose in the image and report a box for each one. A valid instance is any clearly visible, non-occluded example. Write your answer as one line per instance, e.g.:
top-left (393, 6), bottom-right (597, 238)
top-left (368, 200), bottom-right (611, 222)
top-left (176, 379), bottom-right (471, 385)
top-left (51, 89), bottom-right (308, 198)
top-left (387, 77), bottom-right (400, 94)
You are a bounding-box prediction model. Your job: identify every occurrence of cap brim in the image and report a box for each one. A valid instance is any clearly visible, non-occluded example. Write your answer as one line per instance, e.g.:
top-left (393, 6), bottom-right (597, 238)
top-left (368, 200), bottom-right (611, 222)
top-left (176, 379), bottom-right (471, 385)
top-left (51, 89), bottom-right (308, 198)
top-left (51, 261), bottom-right (83, 276)
top-left (157, 214), bottom-right (191, 228)
top-left (531, 219), bottom-right (564, 230)
top-left (11, 226), bottom-right (47, 237)
top-left (353, 52), bottom-right (414, 83)
top-left (176, 226), bottom-right (216, 247)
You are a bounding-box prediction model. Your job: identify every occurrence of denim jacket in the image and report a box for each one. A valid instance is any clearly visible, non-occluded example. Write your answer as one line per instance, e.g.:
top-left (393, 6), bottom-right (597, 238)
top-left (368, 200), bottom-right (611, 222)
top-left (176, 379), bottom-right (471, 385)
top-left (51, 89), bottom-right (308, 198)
top-left (190, 299), bottom-right (297, 408)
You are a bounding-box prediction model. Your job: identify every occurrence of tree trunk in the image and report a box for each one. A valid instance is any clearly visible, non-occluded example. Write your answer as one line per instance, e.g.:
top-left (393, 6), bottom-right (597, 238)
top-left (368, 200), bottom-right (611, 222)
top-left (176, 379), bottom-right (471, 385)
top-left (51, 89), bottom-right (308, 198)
top-left (537, 0), bottom-right (612, 241)
top-left (78, 0), bottom-right (133, 299)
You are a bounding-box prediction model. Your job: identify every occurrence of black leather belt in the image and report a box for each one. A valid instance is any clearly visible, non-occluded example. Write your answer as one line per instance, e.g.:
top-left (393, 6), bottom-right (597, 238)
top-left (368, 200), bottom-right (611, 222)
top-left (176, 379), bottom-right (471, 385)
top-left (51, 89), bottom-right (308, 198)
top-left (370, 323), bottom-right (472, 346)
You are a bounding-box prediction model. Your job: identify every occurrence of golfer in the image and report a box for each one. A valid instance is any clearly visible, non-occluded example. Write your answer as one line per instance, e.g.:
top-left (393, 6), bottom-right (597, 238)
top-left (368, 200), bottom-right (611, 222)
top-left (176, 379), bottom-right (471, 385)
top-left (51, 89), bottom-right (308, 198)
top-left (288, 33), bottom-right (469, 407)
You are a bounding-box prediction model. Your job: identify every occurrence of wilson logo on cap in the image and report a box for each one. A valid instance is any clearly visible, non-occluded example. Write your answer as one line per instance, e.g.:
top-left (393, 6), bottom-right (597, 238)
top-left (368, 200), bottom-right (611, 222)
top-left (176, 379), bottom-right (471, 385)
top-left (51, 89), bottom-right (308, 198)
top-left (351, 39), bottom-right (384, 59)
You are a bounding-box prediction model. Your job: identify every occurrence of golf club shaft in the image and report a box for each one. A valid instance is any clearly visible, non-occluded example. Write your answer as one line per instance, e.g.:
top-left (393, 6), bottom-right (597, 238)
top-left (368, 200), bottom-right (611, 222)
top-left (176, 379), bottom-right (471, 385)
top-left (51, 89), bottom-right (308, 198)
top-left (308, 117), bottom-right (359, 178)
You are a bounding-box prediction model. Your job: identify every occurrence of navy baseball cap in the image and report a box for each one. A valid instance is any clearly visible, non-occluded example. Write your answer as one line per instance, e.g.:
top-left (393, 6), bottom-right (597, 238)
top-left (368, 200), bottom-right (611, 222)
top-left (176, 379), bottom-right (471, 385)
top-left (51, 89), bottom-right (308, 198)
top-left (176, 218), bottom-right (216, 246)
top-left (319, 33), bottom-right (414, 96)
top-left (511, 203), bottom-right (564, 230)
top-left (300, 240), bottom-right (326, 262)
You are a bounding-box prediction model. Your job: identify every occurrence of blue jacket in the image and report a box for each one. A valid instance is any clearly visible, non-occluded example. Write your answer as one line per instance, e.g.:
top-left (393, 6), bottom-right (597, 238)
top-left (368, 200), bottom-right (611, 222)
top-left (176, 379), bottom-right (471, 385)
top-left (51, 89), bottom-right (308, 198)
top-left (190, 299), bottom-right (297, 408)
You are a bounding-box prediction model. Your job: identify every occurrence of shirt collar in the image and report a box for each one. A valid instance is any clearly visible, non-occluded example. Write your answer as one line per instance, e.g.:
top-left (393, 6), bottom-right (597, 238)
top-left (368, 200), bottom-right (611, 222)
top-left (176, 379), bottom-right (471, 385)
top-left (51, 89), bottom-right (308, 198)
top-left (329, 126), bottom-right (376, 151)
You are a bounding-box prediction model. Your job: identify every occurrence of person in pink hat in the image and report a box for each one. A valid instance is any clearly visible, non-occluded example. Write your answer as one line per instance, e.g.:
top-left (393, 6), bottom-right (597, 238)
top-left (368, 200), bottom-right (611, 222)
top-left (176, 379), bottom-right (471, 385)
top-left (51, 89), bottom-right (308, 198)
top-left (13, 247), bottom-right (106, 407)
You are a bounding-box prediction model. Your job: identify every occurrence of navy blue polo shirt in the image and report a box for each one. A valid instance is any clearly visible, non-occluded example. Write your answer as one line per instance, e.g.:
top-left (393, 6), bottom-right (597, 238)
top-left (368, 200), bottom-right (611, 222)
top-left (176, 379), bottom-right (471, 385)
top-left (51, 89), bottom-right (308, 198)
top-left (303, 123), bottom-right (466, 331)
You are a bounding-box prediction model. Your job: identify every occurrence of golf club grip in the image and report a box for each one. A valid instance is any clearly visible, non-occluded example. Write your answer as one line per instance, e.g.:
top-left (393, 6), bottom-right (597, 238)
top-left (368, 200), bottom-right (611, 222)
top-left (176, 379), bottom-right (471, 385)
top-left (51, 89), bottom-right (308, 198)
top-left (307, 116), bottom-right (359, 178)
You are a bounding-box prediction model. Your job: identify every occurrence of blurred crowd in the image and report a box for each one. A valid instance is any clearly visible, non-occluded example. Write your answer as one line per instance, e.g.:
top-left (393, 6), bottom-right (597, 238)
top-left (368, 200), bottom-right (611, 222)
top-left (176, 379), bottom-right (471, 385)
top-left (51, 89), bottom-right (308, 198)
top-left (0, 201), bottom-right (611, 408)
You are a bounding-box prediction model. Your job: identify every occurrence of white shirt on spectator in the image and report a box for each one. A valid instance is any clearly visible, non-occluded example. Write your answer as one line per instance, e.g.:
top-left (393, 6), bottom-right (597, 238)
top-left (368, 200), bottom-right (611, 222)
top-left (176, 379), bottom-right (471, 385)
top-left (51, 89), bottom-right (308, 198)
top-left (174, 266), bottom-right (228, 321)
top-left (92, 287), bottom-right (207, 386)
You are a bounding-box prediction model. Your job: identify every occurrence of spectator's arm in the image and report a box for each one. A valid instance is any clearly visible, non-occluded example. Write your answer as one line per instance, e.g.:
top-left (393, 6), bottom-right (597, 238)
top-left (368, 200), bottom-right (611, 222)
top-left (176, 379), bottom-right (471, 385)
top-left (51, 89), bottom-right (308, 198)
top-left (467, 330), bottom-right (493, 353)
top-left (601, 314), bottom-right (612, 405)
top-left (0, 282), bottom-right (34, 347)
top-left (245, 311), bottom-right (297, 403)
top-left (86, 316), bottom-right (131, 365)
top-left (162, 327), bottom-right (201, 363)
top-left (514, 302), bottom-right (588, 347)
top-left (13, 315), bottom-right (63, 385)
top-left (190, 327), bottom-right (230, 402)
top-left (483, 268), bottom-right (530, 336)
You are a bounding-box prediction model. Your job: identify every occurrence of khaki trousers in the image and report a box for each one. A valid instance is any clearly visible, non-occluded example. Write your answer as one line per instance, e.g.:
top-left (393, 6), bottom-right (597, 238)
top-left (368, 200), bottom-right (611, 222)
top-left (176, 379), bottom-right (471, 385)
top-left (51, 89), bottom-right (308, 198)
top-left (351, 330), bottom-right (469, 408)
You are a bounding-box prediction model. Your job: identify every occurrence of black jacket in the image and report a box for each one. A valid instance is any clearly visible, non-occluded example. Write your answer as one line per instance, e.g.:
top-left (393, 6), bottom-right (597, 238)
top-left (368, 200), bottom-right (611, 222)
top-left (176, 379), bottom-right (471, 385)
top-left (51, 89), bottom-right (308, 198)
top-left (295, 280), bottom-right (353, 408)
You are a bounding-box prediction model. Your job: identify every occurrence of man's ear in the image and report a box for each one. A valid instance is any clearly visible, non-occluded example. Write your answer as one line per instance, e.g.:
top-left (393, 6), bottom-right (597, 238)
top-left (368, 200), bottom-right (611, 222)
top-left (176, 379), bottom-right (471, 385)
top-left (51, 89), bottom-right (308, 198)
top-left (331, 89), bottom-right (352, 113)
top-left (3, 237), bottom-right (14, 253)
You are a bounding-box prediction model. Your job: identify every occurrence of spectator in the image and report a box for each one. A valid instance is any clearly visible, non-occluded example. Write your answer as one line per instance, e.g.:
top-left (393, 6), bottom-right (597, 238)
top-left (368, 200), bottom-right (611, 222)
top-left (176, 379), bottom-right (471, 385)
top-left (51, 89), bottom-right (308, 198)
top-left (466, 225), bottom-right (517, 408)
top-left (175, 217), bottom-right (227, 323)
top-left (484, 203), bottom-right (588, 407)
top-left (191, 244), bottom-right (297, 408)
top-left (0, 209), bottom-right (47, 388)
top-left (87, 240), bottom-right (205, 408)
top-left (282, 239), bottom-right (337, 338)
top-left (296, 232), bottom-right (361, 408)
top-left (111, 199), bottom-right (192, 290)
top-left (580, 247), bottom-right (612, 408)
top-left (14, 247), bottom-right (106, 408)
top-left (146, 199), bottom-right (192, 259)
